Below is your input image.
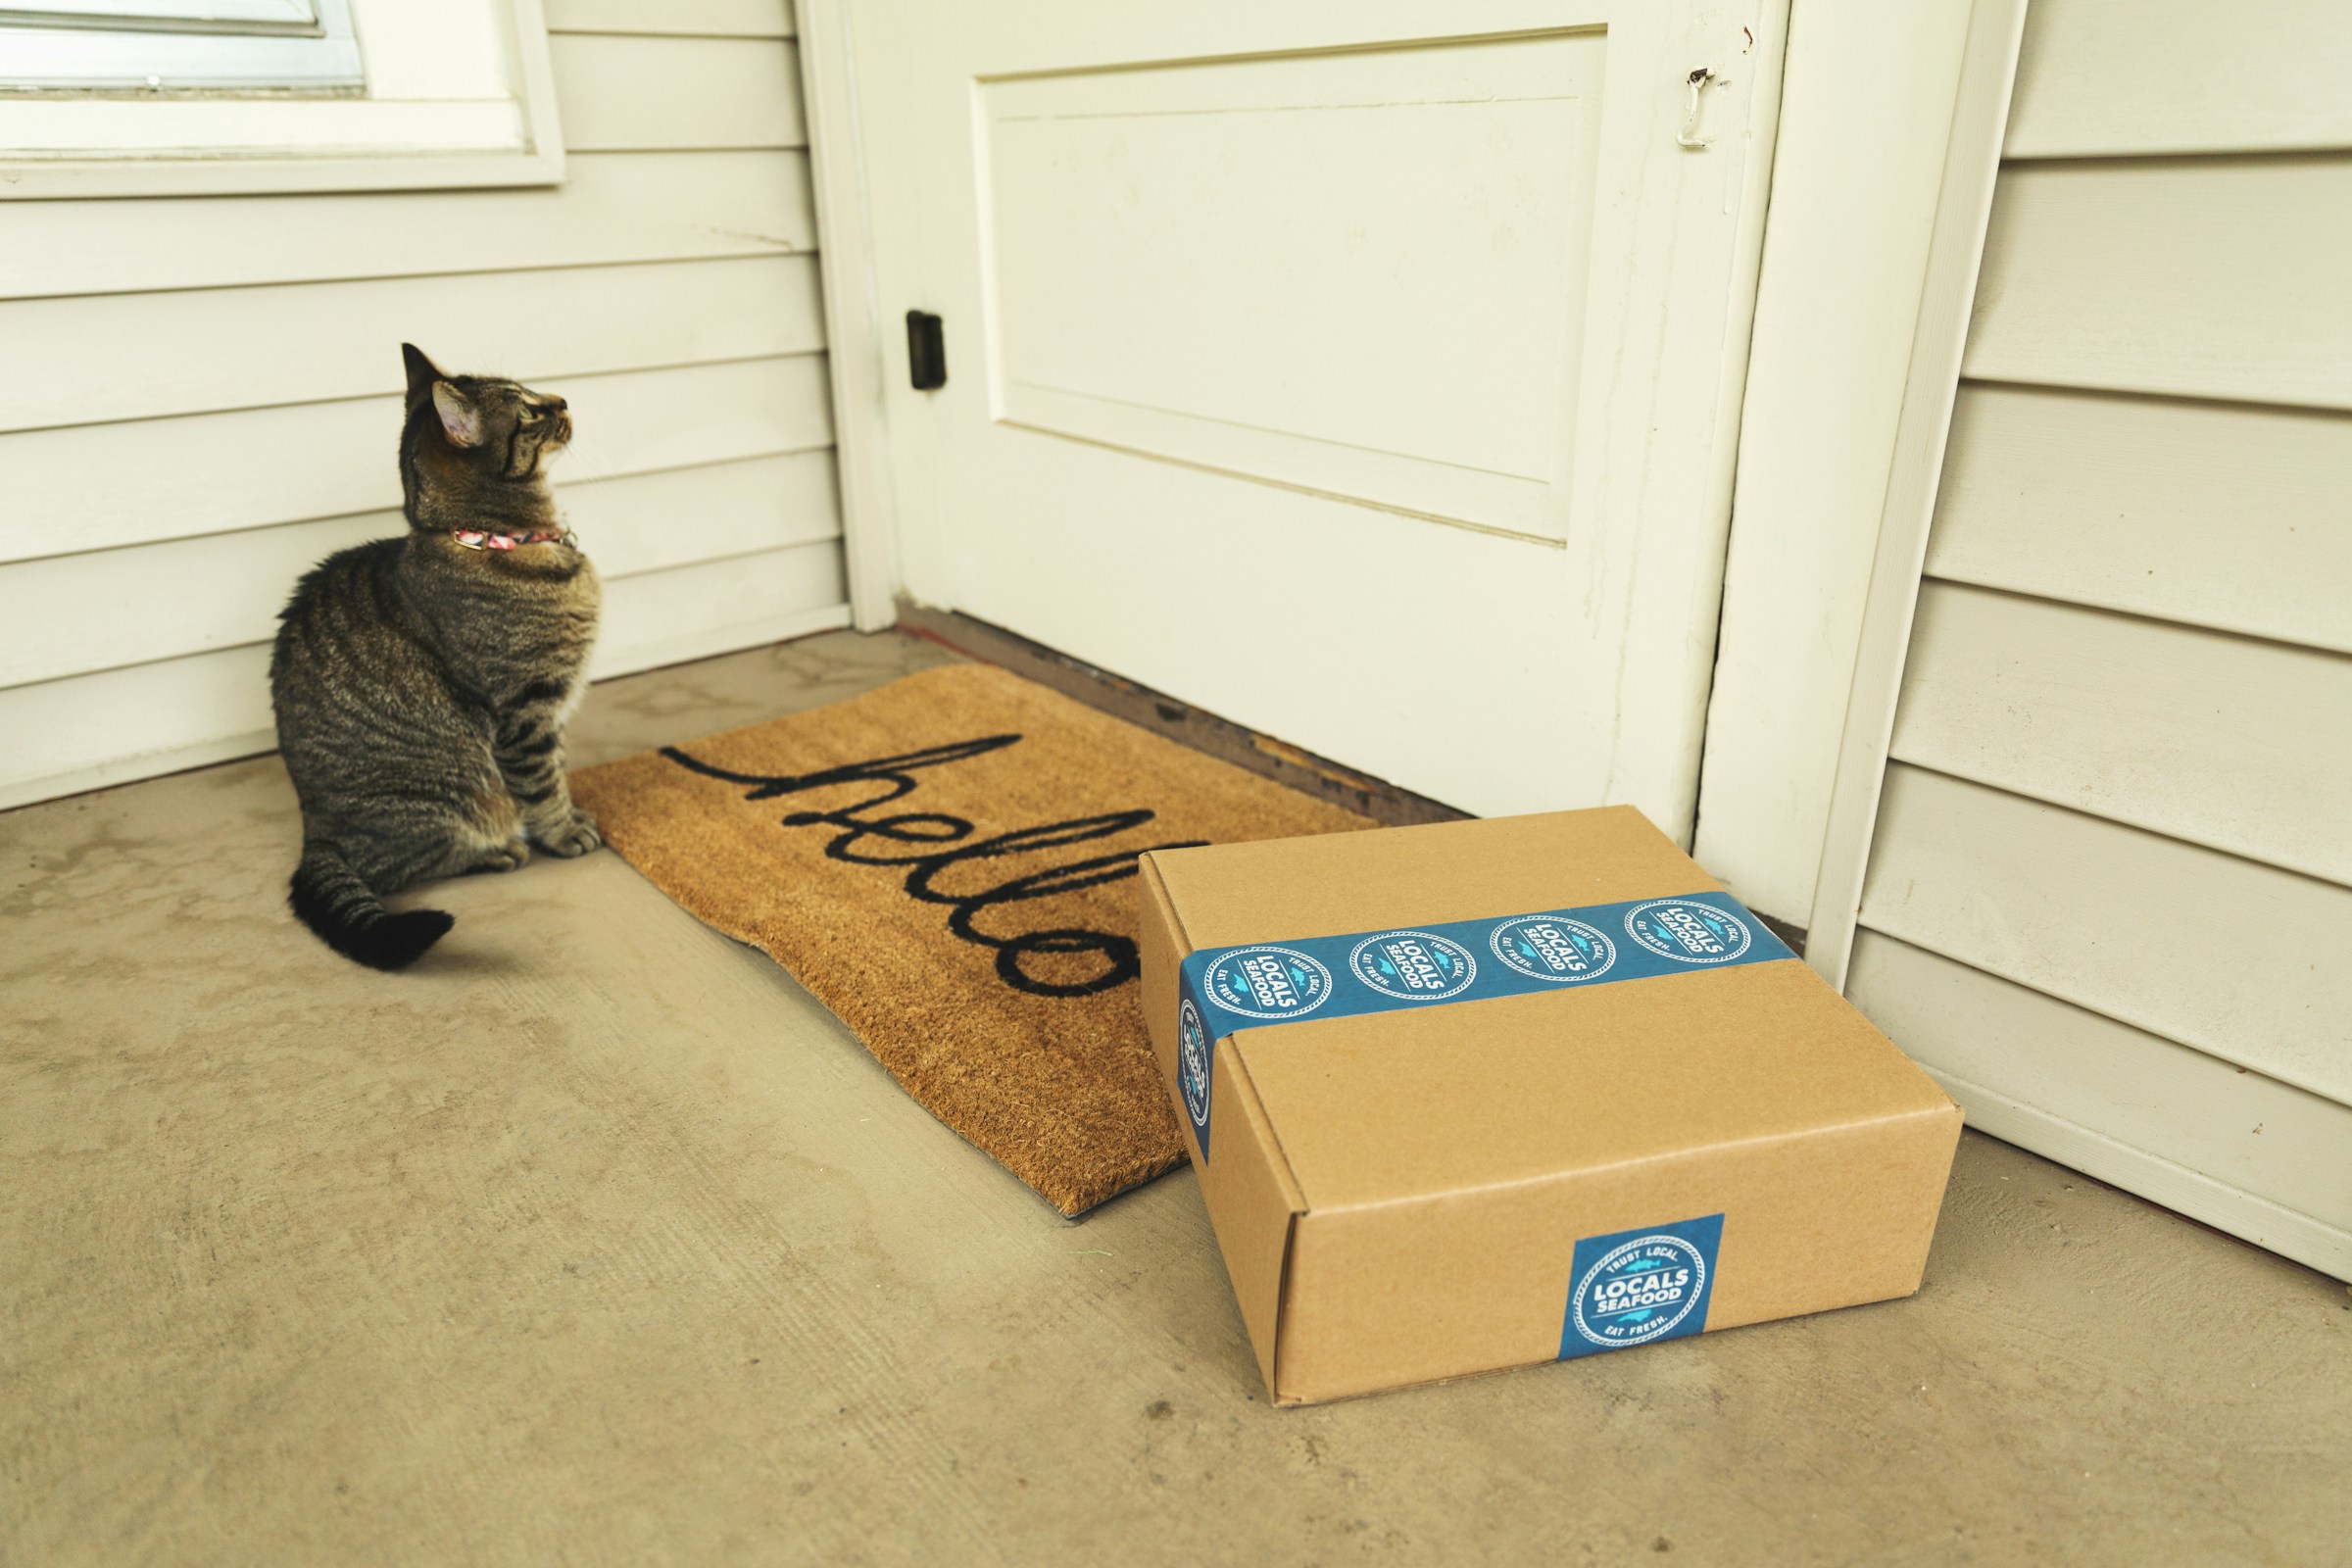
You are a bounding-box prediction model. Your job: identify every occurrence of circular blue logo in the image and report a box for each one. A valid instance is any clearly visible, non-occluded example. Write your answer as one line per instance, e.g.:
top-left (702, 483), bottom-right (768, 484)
top-left (1201, 946), bottom-right (1333, 1020)
top-left (1489, 914), bottom-right (1616, 984)
top-left (1177, 999), bottom-right (1211, 1130)
top-left (1569, 1234), bottom-right (1709, 1349)
top-left (1348, 930), bottom-right (1477, 1001)
top-left (1624, 899), bottom-right (1752, 964)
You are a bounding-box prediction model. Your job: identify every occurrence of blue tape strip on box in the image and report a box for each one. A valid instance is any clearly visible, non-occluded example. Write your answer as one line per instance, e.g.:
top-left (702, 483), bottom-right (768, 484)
top-left (1173, 889), bottom-right (1791, 1161)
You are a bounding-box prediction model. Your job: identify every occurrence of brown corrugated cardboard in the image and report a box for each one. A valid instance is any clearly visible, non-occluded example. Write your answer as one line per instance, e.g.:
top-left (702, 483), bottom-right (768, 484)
top-left (1138, 807), bottom-right (1962, 1404)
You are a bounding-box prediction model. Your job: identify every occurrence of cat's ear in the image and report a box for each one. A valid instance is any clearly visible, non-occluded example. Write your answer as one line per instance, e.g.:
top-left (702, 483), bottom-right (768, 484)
top-left (401, 342), bottom-right (446, 410)
top-left (430, 380), bottom-right (486, 448)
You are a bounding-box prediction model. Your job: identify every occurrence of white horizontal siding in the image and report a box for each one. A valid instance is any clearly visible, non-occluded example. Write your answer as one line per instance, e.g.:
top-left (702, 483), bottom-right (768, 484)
top-left (0, 647), bottom-right (280, 810)
top-left (0, 451), bottom-right (843, 687)
top-left (542, 0), bottom-right (793, 37)
top-left (2005, 0), bottom-right (2352, 158)
top-left (1931, 385), bottom-right (2352, 655)
top-left (1844, 0), bottom-right (2352, 1279)
top-left (1850, 932), bottom-right (2352, 1243)
top-left (551, 35), bottom-right (806, 152)
top-left (0, 546), bottom-right (850, 810)
top-left (0, 150), bottom-right (811, 301)
top-left (561, 450), bottom-right (842, 577)
top-left (1852, 937), bottom-right (2351, 1281)
top-left (1892, 583), bottom-right (2352, 885)
top-left (1861, 764), bottom-right (2352, 1106)
top-left (1, 254), bottom-right (822, 432)
top-left (4, 355), bottom-right (833, 564)
top-left (595, 539), bottom-right (848, 674)
top-left (0, 7), bottom-right (848, 809)
top-left (1966, 155), bottom-right (2352, 410)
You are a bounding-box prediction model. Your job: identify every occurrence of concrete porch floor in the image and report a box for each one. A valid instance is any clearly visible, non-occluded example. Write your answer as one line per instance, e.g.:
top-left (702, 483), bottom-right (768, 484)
top-left (5, 629), bottom-right (2346, 1567)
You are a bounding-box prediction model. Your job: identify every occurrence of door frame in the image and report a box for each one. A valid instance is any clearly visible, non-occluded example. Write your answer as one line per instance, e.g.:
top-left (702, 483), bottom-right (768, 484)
top-left (797, 0), bottom-right (904, 635)
top-left (795, 0), bottom-right (2028, 948)
top-left (1691, 0), bottom-right (2029, 955)
top-left (1779, 0), bottom-right (2030, 983)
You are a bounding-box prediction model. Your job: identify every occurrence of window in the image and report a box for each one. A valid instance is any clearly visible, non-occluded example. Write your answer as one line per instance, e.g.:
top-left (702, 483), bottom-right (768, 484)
top-left (0, 0), bottom-right (563, 198)
top-left (0, 2), bottom-right (364, 93)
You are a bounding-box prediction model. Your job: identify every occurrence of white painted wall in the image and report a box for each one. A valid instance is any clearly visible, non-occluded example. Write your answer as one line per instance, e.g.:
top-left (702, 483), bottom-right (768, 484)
top-left (0, 0), bottom-right (848, 808)
top-left (1828, 0), bottom-right (2352, 1281)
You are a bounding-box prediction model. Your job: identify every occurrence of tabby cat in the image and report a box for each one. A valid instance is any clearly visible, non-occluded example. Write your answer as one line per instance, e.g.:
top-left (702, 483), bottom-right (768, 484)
top-left (270, 344), bottom-right (601, 970)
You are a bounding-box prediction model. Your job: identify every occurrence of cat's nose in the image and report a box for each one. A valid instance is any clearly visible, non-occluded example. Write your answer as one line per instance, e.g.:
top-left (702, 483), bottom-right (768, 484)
top-left (544, 395), bottom-right (567, 412)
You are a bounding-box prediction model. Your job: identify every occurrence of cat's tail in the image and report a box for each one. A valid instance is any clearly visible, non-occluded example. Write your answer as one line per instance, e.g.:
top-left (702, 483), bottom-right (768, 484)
top-left (289, 841), bottom-right (453, 971)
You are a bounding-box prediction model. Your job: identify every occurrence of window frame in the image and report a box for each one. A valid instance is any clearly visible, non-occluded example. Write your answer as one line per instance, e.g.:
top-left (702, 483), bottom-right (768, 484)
top-left (9, 2), bottom-right (319, 23)
top-left (0, 1), bottom-right (364, 93)
top-left (0, 0), bottom-right (564, 199)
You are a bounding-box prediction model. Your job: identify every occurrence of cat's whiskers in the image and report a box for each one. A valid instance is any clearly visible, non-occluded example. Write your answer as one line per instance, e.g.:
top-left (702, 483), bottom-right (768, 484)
top-left (549, 436), bottom-right (611, 483)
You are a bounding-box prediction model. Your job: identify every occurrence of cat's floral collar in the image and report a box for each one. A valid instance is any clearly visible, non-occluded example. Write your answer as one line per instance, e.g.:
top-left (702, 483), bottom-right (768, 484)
top-left (447, 527), bottom-right (574, 552)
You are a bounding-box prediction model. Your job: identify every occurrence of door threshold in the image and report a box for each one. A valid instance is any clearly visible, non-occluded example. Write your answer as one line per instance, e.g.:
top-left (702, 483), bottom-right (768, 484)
top-left (894, 601), bottom-right (1467, 829)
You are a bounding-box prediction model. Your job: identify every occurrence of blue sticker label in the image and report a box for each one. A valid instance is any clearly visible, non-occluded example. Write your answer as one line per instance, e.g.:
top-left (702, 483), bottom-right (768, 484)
top-left (1202, 945), bottom-right (1333, 1020)
top-left (1177, 997), bottom-right (1212, 1144)
top-left (1624, 899), bottom-right (1753, 964)
top-left (1174, 890), bottom-right (1790, 1164)
top-left (1559, 1213), bottom-right (1724, 1359)
top-left (1488, 914), bottom-right (1617, 984)
top-left (1348, 930), bottom-right (1478, 1001)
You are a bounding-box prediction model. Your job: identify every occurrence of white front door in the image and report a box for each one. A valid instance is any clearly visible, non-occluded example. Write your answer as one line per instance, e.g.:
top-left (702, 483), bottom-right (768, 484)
top-left (849, 0), bottom-right (1785, 832)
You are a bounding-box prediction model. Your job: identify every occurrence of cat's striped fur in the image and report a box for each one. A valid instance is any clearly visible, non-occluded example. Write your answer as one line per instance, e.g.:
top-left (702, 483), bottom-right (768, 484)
top-left (270, 344), bottom-right (601, 969)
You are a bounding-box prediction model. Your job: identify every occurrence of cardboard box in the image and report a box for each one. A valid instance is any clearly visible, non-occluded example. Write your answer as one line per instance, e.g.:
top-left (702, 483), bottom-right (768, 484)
top-left (1137, 808), bottom-right (1962, 1404)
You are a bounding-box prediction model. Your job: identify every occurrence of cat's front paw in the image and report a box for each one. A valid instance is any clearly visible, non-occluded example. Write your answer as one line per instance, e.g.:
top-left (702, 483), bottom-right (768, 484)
top-left (538, 808), bottom-right (602, 858)
top-left (471, 837), bottom-right (532, 873)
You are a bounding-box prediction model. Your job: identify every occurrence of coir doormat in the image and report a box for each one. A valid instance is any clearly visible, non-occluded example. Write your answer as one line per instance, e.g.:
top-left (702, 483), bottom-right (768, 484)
top-left (569, 664), bottom-right (1372, 1214)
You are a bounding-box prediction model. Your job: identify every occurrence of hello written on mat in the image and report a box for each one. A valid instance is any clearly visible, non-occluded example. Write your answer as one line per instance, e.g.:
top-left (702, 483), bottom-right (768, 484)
top-left (569, 665), bottom-right (1371, 1214)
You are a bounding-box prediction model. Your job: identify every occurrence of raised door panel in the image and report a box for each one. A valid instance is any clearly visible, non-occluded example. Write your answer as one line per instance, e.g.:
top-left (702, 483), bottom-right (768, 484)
top-left (980, 32), bottom-right (1606, 540)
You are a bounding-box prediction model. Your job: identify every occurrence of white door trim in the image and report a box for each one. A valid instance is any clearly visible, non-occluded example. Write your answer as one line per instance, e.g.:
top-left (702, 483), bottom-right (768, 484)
top-left (798, 0), bottom-right (901, 631)
top-left (1793, 0), bottom-right (2028, 986)
top-left (1692, 0), bottom-right (2029, 940)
